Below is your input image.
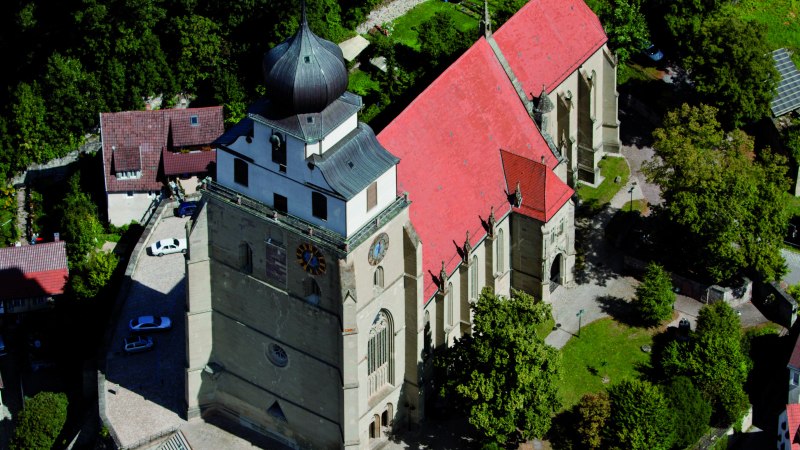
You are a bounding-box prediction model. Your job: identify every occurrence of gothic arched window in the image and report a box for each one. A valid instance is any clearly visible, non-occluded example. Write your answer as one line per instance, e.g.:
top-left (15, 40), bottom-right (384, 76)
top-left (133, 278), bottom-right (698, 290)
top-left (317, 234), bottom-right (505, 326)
top-left (374, 266), bottom-right (385, 289)
top-left (367, 310), bottom-right (393, 395)
top-left (446, 283), bottom-right (453, 326)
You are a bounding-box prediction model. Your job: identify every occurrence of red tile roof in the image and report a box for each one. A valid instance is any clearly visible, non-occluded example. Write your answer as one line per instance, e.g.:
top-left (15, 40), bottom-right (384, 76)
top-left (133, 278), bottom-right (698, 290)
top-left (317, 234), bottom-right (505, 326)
top-left (162, 148), bottom-right (216, 176)
top-left (101, 107), bottom-right (223, 193)
top-left (0, 241), bottom-right (68, 300)
top-left (113, 146), bottom-right (142, 172)
top-left (493, 0), bottom-right (607, 96)
top-left (378, 39), bottom-right (558, 301)
top-left (789, 332), bottom-right (800, 370)
top-left (787, 404), bottom-right (800, 449)
top-left (500, 150), bottom-right (573, 222)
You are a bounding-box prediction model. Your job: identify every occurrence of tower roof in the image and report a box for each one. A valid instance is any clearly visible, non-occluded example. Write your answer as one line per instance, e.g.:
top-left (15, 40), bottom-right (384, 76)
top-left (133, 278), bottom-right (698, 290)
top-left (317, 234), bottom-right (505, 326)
top-left (262, 7), bottom-right (349, 115)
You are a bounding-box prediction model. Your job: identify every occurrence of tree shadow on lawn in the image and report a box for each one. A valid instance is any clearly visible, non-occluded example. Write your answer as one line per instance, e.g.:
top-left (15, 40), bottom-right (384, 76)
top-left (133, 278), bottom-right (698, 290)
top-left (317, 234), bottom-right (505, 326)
top-left (596, 295), bottom-right (641, 328)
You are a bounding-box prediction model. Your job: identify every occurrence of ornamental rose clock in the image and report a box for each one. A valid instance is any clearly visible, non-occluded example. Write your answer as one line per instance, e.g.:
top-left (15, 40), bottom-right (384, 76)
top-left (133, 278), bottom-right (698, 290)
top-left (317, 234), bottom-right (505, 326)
top-left (296, 243), bottom-right (326, 275)
top-left (368, 233), bottom-right (389, 265)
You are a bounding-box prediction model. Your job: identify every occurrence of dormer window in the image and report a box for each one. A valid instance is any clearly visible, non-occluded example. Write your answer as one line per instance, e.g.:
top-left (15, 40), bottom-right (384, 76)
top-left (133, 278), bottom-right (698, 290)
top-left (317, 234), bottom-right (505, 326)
top-left (116, 170), bottom-right (142, 180)
top-left (304, 56), bottom-right (311, 63)
top-left (190, 115), bottom-right (199, 126)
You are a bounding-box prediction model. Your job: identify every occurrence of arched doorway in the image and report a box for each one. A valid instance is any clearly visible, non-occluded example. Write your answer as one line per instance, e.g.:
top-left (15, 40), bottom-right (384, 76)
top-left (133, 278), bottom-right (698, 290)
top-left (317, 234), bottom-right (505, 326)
top-left (550, 253), bottom-right (563, 286)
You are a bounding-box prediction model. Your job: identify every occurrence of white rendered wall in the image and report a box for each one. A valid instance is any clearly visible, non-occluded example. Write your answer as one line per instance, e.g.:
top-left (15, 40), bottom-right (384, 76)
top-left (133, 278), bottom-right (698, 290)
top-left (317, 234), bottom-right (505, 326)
top-left (218, 117), bottom-right (397, 238)
top-left (107, 192), bottom-right (156, 226)
top-left (345, 166), bottom-right (397, 236)
top-left (320, 114), bottom-right (358, 153)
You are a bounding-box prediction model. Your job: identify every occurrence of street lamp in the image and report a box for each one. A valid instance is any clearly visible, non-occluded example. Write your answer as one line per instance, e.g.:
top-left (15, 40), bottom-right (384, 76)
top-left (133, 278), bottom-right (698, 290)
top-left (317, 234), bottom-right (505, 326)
top-left (628, 181), bottom-right (637, 212)
top-left (576, 309), bottom-right (585, 337)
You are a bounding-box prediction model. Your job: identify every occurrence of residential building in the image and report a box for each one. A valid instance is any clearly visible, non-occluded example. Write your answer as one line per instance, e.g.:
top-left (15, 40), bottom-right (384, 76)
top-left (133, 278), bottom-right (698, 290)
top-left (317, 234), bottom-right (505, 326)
top-left (100, 107), bottom-right (223, 226)
top-left (0, 241), bottom-right (68, 315)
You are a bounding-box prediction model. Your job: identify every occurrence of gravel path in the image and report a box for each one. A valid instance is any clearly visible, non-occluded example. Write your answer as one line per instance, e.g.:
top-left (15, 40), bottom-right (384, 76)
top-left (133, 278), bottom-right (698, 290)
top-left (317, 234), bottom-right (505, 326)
top-left (356, 0), bottom-right (429, 34)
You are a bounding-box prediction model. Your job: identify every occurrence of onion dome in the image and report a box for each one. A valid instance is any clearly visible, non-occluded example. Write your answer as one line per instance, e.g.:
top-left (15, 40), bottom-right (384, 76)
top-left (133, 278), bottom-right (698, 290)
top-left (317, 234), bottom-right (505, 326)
top-left (262, 5), bottom-right (349, 115)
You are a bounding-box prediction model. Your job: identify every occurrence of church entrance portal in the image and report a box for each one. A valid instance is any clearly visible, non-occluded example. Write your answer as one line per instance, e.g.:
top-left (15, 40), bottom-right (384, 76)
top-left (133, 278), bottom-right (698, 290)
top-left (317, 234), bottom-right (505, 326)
top-left (550, 254), bottom-right (562, 287)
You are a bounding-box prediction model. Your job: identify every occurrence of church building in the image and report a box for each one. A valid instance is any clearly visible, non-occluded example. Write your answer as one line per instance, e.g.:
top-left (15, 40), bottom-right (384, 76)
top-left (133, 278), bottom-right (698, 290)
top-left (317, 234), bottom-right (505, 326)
top-left (183, 0), bottom-right (619, 448)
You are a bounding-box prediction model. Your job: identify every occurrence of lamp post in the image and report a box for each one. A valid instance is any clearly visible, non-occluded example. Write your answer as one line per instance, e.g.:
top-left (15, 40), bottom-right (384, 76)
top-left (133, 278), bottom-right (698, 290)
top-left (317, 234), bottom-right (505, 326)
top-left (628, 181), bottom-right (637, 212)
top-left (576, 309), bottom-right (585, 337)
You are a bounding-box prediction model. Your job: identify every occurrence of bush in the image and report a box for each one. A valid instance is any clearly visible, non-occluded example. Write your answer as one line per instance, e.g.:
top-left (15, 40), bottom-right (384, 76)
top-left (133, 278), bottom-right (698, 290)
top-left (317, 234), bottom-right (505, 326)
top-left (635, 262), bottom-right (675, 325)
top-left (11, 391), bottom-right (68, 450)
top-left (665, 376), bottom-right (711, 448)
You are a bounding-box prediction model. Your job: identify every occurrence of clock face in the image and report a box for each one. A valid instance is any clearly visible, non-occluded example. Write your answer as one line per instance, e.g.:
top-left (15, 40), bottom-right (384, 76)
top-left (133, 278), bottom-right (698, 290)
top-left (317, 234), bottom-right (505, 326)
top-left (296, 243), bottom-right (326, 275)
top-left (368, 233), bottom-right (390, 265)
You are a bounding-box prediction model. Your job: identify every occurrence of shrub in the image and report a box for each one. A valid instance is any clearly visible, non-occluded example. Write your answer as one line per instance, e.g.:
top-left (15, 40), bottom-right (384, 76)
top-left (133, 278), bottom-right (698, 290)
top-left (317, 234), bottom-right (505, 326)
top-left (11, 391), bottom-right (69, 450)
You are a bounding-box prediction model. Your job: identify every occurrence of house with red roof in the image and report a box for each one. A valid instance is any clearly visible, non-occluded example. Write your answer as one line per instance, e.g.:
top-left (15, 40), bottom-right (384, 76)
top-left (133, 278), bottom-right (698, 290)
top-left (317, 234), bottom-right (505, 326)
top-left (0, 241), bottom-right (68, 315)
top-left (100, 106), bottom-right (223, 225)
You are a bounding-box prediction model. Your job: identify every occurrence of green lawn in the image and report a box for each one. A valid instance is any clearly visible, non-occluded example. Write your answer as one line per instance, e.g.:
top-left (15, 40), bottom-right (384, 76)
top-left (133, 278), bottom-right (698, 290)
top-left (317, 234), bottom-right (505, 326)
top-left (389, 1), bottom-right (479, 50)
top-left (577, 156), bottom-right (630, 213)
top-left (621, 199), bottom-right (649, 215)
top-left (788, 195), bottom-right (800, 218)
top-left (736, 0), bottom-right (800, 62)
top-left (558, 318), bottom-right (654, 410)
top-left (536, 317), bottom-right (555, 340)
top-left (347, 70), bottom-right (380, 97)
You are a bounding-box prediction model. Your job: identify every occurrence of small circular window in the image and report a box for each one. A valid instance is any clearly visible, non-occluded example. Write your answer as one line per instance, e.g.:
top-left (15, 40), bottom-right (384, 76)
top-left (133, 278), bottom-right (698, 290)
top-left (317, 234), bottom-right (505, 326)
top-left (267, 343), bottom-right (288, 367)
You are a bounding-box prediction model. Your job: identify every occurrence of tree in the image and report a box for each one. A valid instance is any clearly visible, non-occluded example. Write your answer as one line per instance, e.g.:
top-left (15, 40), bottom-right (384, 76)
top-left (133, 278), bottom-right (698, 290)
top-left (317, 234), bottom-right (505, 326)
top-left (576, 392), bottom-right (610, 449)
top-left (665, 376), bottom-right (712, 448)
top-left (436, 288), bottom-right (561, 444)
top-left (635, 262), bottom-right (675, 325)
top-left (416, 12), bottom-right (471, 67)
top-left (643, 103), bottom-right (789, 283)
top-left (69, 250), bottom-right (119, 301)
top-left (682, 13), bottom-right (778, 128)
top-left (606, 379), bottom-right (675, 450)
top-left (60, 173), bottom-right (103, 261)
top-left (598, 0), bottom-right (650, 64)
top-left (11, 391), bottom-right (68, 450)
top-left (659, 302), bottom-right (751, 426)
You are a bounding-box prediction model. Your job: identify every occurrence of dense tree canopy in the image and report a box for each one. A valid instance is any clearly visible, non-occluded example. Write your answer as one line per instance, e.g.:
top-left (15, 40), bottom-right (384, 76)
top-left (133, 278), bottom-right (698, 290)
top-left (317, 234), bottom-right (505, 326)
top-left (597, 0), bottom-right (650, 64)
top-left (11, 391), bottom-right (69, 450)
top-left (416, 12), bottom-right (472, 67)
top-left (575, 392), bottom-right (610, 449)
top-left (635, 262), bottom-right (675, 325)
top-left (436, 288), bottom-right (561, 444)
top-left (659, 302), bottom-right (751, 426)
top-left (665, 376), bottom-right (712, 448)
top-left (644, 103), bottom-right (789, 283)
top-left (59, 173), bottom-right (104, 261)
top-left (606, 379), bottom-right (675, 450)
top-left (681, 13), bottom-right (778, 128)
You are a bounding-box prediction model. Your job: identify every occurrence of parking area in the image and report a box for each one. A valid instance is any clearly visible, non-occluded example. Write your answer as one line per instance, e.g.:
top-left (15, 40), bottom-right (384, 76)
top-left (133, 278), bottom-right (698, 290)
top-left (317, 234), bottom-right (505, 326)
top-left (103, 213), bottom-right (189, 447)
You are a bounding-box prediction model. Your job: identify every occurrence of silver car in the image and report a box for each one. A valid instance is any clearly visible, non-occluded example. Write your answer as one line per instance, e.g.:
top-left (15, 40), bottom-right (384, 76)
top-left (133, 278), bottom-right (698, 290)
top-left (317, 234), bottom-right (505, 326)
top-left (149, 238), bottom-right (187, 256)
top-left (129, 316), bottom-right (172, 333)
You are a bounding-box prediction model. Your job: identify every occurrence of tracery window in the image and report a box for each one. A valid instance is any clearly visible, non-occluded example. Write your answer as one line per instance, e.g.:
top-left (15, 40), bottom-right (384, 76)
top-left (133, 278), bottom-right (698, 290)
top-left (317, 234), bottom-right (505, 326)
top-left (367, 310), bottom-right (393, 395)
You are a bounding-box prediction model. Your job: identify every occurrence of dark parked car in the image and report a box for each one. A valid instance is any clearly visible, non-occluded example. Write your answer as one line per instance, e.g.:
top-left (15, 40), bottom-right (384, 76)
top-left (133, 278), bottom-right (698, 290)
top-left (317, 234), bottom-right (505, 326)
top-left (642, 43), bottom-right (664, 62)
top-left (176, 201), bottom-right (198, 218)
top-left (123, 335), bottom-right (154, 353)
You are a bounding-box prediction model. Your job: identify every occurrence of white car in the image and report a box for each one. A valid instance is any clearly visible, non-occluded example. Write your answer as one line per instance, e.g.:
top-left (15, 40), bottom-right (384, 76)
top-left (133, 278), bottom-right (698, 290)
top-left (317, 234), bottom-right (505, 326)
top-left (129, 315), bottom-right (172, 332)
top-left (149, 238), bottom-right (187, 256)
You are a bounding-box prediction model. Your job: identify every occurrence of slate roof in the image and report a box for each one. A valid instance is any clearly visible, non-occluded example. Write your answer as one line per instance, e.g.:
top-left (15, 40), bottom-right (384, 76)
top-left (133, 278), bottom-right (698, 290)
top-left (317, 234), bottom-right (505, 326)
top-left (248, 92), bottom-right (362, 143)
top-left (310, 123), bottom-right (399, 200)
top-left (101, 107), bottom-right (223, 193)
top-left (500, 150), bottom-right (573, 222)
top-left (0, 241), bottom-right (68, 300)
top-left (772, 48), bottom-right (800, 117)
top-left (378, 38), bottom-right (558, 301)
top-left (493, 0), bottom-right (607, 96)
top-left (262, 8), bottom-right (348, 115)
top-left (162, 148), bottom-right (216, 176)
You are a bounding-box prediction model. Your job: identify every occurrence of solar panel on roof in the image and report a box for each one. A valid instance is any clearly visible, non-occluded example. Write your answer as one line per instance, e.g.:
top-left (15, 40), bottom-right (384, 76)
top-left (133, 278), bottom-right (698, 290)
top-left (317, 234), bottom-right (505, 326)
top-left (771, 48), bottom-right (800, 117)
